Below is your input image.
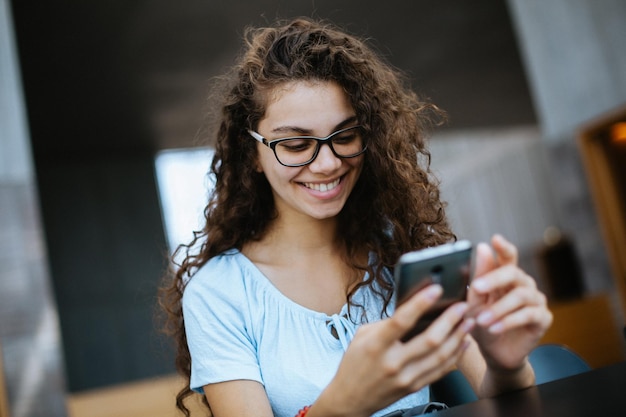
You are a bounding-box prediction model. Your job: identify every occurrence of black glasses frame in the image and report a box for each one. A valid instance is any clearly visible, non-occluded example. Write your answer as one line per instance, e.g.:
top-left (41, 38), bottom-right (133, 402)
top-left (247, 125), bottom-right (367, 167)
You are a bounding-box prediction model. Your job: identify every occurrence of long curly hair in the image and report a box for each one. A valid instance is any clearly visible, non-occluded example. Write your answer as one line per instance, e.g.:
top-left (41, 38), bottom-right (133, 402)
top-left (159, 17), bottom-right (454, 416)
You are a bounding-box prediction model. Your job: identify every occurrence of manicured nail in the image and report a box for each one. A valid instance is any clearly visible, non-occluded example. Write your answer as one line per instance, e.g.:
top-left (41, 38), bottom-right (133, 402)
top-left (461, 339), bottom-right (471, 351)
top-left (425, 284), bottom-right (443, 299)
top-left (454, 303), bottom-right (469, 317)
top-left (462, 318), bottom-right (475, 332)
top-left (472, 279), bottom-right (489, 292)
top-left (489, 322), bottom-right (504, 334)
top-left (477, 311), bottom-right (493, 325)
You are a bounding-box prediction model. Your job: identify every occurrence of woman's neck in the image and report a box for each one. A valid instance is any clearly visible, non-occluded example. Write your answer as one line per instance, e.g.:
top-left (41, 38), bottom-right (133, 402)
top-left (263, 209), bottom-right (340, 253)
top-left (241, 213), bottom-right (364, 314)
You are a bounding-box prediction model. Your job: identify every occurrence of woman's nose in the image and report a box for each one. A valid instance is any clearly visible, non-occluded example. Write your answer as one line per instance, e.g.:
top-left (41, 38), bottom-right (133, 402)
top-left (308, 143), bottom-right (342, 172)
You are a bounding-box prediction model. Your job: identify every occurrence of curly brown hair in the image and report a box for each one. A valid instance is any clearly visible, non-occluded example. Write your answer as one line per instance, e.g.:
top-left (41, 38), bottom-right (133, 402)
top-left (159, 17), bottom-right (455, 416)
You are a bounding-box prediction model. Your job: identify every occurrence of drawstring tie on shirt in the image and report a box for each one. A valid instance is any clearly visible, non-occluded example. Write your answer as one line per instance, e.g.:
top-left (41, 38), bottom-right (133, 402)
top-left (327, 313), bottom-right (356, 350)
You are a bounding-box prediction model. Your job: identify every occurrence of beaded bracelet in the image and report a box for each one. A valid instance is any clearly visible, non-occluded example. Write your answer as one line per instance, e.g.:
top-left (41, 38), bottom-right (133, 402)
top-left (295, 405), bottom-right (311, 417)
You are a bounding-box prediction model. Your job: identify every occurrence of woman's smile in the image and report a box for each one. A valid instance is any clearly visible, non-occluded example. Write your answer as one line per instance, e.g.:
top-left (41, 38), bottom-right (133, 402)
top-left (301, 177), bottom-right (341, 192)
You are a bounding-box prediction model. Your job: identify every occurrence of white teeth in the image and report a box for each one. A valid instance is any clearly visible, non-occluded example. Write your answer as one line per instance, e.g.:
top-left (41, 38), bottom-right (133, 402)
top-left (304, 178), bottom-right (340, 192)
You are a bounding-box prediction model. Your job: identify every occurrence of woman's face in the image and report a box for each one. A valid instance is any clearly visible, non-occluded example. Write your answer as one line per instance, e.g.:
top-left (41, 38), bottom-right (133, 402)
top-left (254, 80), bottom-right (364, 221)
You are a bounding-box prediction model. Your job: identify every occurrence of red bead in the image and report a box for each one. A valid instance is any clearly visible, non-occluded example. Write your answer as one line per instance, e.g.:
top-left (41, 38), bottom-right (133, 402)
top-left (295, 405), bottom-right (311, 417)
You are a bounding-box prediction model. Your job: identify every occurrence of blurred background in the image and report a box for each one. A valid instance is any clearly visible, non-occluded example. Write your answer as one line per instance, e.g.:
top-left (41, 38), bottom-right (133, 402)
top-left (1, 0), bottom-right (625, 416)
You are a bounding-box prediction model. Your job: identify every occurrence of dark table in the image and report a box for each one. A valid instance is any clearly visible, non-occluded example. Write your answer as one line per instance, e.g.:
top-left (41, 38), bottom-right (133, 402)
top-left (435, 360), bottom-right (626, 416)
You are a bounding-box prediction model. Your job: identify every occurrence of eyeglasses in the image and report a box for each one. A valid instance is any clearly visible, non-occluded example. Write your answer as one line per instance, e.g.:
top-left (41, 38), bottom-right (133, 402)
top-left (248, 125), bottom-right (367, 167)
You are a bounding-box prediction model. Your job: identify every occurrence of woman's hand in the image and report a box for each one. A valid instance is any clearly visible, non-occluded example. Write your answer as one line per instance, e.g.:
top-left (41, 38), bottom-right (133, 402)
top-left (466, 235), bottom-right (553, 373)
top-left (310, 284), bottom-right (475, 417)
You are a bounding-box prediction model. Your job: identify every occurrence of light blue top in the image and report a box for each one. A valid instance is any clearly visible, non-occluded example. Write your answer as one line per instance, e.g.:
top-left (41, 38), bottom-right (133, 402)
top-left (183, 249), bottom-right (429, 417)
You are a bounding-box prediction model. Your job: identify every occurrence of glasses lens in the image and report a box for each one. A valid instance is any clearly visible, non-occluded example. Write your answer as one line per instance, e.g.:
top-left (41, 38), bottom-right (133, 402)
top-left (275, 138), bottom-right (318, 166)
top-left (331, 126), bottom-right (364, 157)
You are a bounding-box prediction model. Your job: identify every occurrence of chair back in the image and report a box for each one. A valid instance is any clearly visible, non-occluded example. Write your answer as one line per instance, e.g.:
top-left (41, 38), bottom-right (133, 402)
top-left (430, 343), bottom-right (591, 407)
top-left (528, 343), bottom-right (590, 385)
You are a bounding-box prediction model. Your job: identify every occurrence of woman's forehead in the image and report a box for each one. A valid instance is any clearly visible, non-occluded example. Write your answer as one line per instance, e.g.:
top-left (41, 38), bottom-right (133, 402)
top-left (259, 80), bottom-right (354, 134)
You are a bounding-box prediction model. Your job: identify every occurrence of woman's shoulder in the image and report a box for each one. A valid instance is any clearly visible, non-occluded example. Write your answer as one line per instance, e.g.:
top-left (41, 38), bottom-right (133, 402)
top-left (183, 249), bottom-right (267, 299)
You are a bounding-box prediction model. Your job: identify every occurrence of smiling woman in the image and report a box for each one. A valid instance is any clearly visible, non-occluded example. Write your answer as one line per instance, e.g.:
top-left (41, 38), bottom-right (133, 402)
top-left (158, 17), bottom-right (552, 417)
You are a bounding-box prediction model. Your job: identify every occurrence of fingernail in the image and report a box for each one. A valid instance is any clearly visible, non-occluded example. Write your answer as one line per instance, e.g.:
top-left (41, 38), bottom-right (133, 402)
top-left (455, 303), bottom-right (469, 316)
top-left (425, 284), bottom-right (443, 299)
top-left (477, 311), bottom-right (493, 325)
top-left (472, 279), bottom-right (489, 292)
top-left (489, 322), bottom-right (504, 334)
top-left (462, 318), bottom-right (475, 332)
top-left (476, 242), bottom-right (491, 253)
top-left (461, 339), bottom-right (471, 351)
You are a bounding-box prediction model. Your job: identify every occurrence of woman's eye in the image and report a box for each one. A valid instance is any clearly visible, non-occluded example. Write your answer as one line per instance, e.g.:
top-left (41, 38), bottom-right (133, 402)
top-left (334, 130), bottom-right (362, 144)
top-left (279, 139), bottom-right (314, 152)
top-left (333, 133), bottom-right (356, 144)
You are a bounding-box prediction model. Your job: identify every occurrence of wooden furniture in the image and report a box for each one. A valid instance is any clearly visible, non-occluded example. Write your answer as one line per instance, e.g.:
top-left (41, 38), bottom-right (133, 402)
top-left (540, 293), bottom-right (625, 368)
top-left (66, 375), bottom-right (206, 417)
top-left (0, 343), bottom-right (10, 417)
top-left (578, 105), bottom-right (626, 321)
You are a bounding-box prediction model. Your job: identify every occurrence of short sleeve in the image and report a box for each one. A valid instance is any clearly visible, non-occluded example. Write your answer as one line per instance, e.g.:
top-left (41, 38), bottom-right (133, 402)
top-left (182, 257), bottom-right (261, 392)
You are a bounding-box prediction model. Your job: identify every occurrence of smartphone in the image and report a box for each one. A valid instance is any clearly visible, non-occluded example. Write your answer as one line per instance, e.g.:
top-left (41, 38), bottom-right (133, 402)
top-left (394, 240), bottom-right (473, 341)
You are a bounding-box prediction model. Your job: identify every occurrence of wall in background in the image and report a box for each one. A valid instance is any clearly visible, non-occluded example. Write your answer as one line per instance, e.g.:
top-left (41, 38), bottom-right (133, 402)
top-left (0, 1), bottom-right (67, 416)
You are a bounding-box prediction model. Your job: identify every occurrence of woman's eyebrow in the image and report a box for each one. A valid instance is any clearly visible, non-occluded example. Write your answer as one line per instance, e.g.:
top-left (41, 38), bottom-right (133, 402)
top-left (334, 115), bottom-right (359, 130)
top-left (271, 125), bottom-right (312, 135)
top-left (270, 115), bottom-right (358, 136)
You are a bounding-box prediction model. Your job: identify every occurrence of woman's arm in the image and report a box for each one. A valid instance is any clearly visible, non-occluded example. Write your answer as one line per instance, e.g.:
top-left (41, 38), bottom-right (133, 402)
top-left (204, 380), bottom-right (274, 417)
top-left (456, 336), bottom-right (535, 398)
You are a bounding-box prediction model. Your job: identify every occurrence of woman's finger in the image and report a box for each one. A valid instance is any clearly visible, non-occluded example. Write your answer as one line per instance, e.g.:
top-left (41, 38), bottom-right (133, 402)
top-left (403, 302), bottom-right (473, 355)
top-left (380, 284), bottom-right (443, 343)
top-left (473, 235), bottom-right (518, 280)
top-left (481, 304), bottom-right (553, 335)
top-left (473, 242), bottom-right (497, 278)
top-left (491, 234), bottom-right (518, 265)
top-left (470, 264), bottom-right (535, 295)
top-left (475, 285), bottom-right (545, 328)
top-left (398, 325), bottom-right (474, 391)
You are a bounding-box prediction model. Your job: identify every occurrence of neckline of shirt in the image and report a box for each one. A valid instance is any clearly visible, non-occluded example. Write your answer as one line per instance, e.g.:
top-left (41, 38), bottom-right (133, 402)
top-left (227, 248), bottom-right (368, 321)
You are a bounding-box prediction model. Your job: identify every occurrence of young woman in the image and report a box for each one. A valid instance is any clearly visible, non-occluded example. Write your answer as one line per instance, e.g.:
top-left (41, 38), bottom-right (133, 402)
top-left (160, 17), bottom-right (553, 417)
